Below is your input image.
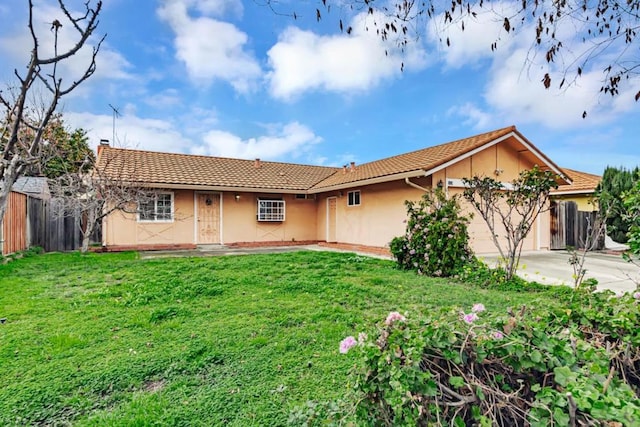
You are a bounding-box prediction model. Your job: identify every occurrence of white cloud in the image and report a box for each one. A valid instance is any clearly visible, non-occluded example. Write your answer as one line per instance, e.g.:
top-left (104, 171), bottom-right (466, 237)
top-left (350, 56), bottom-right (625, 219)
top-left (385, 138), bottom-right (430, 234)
top-left (143, 89), bottom-right (184, 109)
top-left (66, 111), bottom-right (193, 154)
top-left (68, 108), bottom-right (320, 163)
top-left (192, 122), bottom-right (322, 160)
top-left (0, 2), bottom-right (131, 85)
top-left (434, 1), bottom-right (640, 129)
top-left (427, 4), bottom-right (518, 68)
top-left (447, 102), bottom-right (494, 129)
top-left (157, 0), bottom-right (260, 93)
top-left (267, 13), bottom-right (428, 100)
top-left (191, 0), bottom-right (243, 17)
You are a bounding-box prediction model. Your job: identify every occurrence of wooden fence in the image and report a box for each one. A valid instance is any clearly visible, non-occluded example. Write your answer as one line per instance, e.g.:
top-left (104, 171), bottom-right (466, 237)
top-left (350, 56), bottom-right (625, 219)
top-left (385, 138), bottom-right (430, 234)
top-left (2, 194), bottom-right (101, 256)
top-left (1, 191), bottom-right (28, 256)
top-left (28, 197), bottom-right (101, 252)
top-left (550, 201), bottom-right (605, 250)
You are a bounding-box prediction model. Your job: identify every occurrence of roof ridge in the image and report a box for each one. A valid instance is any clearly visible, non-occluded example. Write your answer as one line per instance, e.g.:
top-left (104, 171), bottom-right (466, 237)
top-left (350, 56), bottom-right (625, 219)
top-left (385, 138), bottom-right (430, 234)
top-left (343, 125), bottom-right (517, 169)
top-left (561, 167), bottom-right (602, 178)
top-left (100, 145), bottom-right (340, 171)
top-left (309, 126), bottom-right (518, 190)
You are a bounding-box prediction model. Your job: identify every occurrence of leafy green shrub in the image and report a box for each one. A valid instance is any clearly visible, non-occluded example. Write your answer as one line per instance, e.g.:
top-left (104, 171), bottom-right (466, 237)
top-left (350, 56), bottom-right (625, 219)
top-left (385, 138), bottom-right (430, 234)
top-left (390, 188), bottom-right (474, 277)
top-left (599, 166), bottom-right (639, 243)
top-left (623, 178), bottom-right (640, 257)
top-left (335, 292), bottom-right (640, 426)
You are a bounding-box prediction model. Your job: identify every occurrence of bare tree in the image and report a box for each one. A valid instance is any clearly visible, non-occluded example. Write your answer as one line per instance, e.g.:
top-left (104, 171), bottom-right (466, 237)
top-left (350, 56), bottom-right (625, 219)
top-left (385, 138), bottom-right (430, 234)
top-left (49, 148), bottom-right (152, 253)
top-left (0, 0), bottom-right (103, 227)
top-left (463, 167), bottom-right (558, 280)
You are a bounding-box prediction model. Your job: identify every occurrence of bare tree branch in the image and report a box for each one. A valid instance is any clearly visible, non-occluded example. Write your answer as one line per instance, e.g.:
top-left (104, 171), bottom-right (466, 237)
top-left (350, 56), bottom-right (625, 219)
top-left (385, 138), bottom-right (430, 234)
top-left (50, 147), bottom-right (153, 253)
top-left (0, 0), bottom-right (103, 228)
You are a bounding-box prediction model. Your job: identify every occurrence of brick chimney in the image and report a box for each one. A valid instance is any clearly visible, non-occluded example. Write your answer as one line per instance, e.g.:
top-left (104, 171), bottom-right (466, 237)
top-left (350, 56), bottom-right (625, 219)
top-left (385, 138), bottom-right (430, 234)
top-left (254, 158), bottom-right (261, 169)
top-left (349, 161), bottom-right (356, 172)
top-left (342, 165), bottom-right (348, 174)
top-left (97, 139), bottom-right (109, 156)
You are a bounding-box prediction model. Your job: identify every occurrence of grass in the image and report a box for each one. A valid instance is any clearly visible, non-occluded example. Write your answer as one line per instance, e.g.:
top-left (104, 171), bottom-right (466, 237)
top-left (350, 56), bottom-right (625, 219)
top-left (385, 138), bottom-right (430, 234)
top-left (0, 250), bottom-right (565, 426)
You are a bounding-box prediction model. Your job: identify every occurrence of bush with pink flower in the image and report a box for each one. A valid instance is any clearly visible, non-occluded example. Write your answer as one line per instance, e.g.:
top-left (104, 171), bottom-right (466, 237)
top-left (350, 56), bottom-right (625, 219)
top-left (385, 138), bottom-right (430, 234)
top-left (322, 293), bottom-right (640, 426)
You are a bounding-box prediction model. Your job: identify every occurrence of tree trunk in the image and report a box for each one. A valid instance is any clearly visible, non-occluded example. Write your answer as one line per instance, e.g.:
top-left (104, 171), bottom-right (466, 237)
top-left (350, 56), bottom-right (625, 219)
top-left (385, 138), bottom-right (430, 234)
top-left (80, 208), bottom-right (97, 253)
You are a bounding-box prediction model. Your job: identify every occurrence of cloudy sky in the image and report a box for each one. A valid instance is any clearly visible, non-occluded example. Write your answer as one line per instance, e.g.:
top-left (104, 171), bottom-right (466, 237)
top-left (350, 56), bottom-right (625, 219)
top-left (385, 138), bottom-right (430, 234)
top-left (1, 0), bottom-right (638, 174)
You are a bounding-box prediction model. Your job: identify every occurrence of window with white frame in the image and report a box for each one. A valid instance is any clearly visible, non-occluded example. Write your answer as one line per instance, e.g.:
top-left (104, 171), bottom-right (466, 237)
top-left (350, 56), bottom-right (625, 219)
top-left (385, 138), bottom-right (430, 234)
top-left (138, 193), bottom-right (173, 222)
top-left (347, 190), bottom-right (361, 206)
top-left (257, 199), bottom-right (285, 221)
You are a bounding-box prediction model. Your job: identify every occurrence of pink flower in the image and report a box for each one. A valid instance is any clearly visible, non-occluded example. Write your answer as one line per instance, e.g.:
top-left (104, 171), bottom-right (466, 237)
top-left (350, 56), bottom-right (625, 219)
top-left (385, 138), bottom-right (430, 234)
top-left (492, 331), bottom-right (504, 340)
top-left (462, 312), bottom-right (479, 324)
top-left (633, 292), bottom-right (640, 300)
top-left (472, 303), bottom-right (486, 313)
top-left (339, 336), bottom-right (357, 354)
top-left (385, 311), bottom-right (406, 326)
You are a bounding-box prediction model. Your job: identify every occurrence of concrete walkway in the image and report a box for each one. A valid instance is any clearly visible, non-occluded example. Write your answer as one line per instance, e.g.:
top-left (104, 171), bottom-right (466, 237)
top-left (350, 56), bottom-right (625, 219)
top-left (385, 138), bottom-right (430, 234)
top-left (483, 251), bottom-right (639, 293)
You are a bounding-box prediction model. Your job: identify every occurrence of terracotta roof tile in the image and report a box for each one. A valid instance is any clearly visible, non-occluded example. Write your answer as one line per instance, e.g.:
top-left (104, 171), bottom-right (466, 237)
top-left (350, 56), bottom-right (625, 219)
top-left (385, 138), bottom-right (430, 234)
top-left (553, 168), bottom-right (601, 194)
top-left (310, 126), bottom-right (517, 189)
top-left (96, 147), bottom-right (339, 191)
top-left (96, 126), bottom-right (566, 193)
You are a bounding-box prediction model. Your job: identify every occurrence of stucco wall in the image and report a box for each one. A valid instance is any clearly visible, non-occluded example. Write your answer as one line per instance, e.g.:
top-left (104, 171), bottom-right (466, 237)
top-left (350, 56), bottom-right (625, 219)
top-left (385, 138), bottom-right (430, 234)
top-left (430, 142), bottom-right (549, 253)
top-left (105, 190), bottom-right (319, 247)
top-left (316, 177), bottom-right (431, 248)
top-left (222, 192), bottom-right (317, 244)
top-left (313, 141), bottom-right (551, 254)
top-left (105, 189), bottom-right (195, 246)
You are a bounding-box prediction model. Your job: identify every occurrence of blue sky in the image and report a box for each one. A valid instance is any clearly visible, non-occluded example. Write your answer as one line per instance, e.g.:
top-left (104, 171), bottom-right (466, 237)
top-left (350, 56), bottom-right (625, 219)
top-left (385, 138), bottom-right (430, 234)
top-left (1, 0), bottom-right (639, 175)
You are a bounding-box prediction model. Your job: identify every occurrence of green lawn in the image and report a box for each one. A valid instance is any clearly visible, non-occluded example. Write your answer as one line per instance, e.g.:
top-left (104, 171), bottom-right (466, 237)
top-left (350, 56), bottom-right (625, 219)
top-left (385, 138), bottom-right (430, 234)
top-left (0, 250), bottom-right (562, 426)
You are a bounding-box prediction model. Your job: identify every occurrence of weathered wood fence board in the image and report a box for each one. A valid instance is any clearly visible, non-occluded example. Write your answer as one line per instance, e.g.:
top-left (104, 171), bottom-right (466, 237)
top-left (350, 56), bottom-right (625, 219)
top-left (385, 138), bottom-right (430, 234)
top-left (550, 201), bottom-right (604, 251)
top-left (27, 197), bottom-right (101, 252)
top-left (550, 201), bottom-right (566, 250)
top-left (1, 191), bottom-right (28, 256)
top-left (0, 195), bottom-right (101, 255)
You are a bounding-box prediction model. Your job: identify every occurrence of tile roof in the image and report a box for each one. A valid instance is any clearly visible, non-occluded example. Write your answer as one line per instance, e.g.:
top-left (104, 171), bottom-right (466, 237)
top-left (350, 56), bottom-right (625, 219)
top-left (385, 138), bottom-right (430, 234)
top-left (96, 126), bottom-right (567, 193)
top-left (310, 126), bottom-right (520, 190)
top-left (96, 147), bottom-right (339, 191)
top-left (553, 168), bottom-right (601, 194)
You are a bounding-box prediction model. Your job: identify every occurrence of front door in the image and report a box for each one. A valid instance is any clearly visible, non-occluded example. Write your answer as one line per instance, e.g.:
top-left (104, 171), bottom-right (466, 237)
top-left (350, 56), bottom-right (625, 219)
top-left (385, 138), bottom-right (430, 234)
top-left (327, 197), bottom-right (337, 243)
top-left (197, 193), bottom-right (220, 244)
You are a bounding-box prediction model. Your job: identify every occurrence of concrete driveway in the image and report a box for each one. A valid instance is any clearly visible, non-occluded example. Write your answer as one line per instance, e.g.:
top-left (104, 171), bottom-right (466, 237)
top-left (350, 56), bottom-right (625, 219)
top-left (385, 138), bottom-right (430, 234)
top-left (483, 251), bottom-right (639, 293)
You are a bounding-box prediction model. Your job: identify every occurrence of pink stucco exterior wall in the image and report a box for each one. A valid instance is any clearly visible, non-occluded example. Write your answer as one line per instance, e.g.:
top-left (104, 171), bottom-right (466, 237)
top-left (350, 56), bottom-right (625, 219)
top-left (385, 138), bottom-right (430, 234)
top-left (105, 190), bottom-right (318, 247)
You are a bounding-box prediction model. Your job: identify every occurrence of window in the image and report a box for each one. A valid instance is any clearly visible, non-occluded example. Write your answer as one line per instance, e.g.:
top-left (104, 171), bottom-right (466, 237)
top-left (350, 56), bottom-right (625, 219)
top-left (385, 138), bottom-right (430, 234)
top-left (139, 193), bottom-right (173, 222)
top-left (257, 199), bottom-right (285, 221)
top-left (347, 190), bottom-right (361, 206)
